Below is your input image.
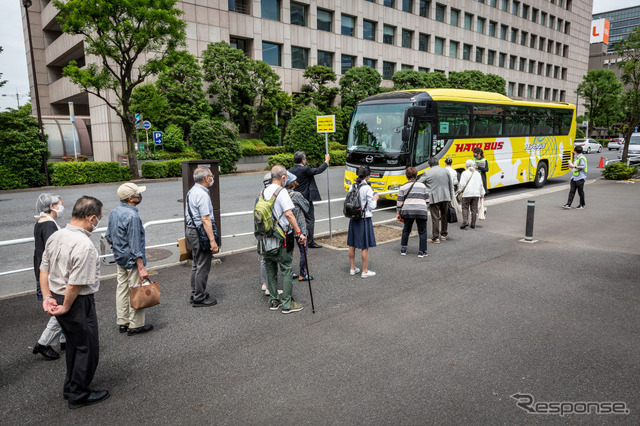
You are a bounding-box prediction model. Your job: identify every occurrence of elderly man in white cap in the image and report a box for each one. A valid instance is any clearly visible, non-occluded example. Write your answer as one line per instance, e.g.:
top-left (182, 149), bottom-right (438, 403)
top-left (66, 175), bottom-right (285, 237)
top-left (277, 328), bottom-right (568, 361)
top-left (105, 182), bottom-right (153, 336)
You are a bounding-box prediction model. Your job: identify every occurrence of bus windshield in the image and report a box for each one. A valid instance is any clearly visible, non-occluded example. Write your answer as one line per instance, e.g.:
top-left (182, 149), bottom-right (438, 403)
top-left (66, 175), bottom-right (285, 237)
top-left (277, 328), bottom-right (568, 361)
top-left (347, 103), bottom-right (411, 154)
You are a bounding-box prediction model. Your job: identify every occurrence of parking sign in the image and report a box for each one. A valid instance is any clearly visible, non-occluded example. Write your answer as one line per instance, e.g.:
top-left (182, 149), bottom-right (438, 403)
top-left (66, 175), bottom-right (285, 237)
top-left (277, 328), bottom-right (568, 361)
top-left (153, 131), bottom-right (163, 145)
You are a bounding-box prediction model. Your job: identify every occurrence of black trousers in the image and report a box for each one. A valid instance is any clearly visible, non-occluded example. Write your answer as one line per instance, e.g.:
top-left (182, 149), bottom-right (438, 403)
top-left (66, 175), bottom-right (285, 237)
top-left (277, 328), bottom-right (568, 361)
top-left (567, 178), bottom-right (585, 207)
top-left (306, 201), bottom-right (316, 244)
top-left (186, 227), bottom-right (212, 302)
top-left (53, 292), bottom-right (100, 403)
top-left (401, 217), bottom-right (427, 252)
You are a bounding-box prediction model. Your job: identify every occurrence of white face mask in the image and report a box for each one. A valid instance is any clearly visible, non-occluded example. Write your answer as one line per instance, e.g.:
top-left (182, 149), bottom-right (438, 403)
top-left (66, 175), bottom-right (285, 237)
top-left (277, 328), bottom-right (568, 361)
top-left (207, 176), bottom-right (214, 187)
top-left (52, 205), bottom-right (64, 216)
top-left (91, 216), bottom-right (100, 232)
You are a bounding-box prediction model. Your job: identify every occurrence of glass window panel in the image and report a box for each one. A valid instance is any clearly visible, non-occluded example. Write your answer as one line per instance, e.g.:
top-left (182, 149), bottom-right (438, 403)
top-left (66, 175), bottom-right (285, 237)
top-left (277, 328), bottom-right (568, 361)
top-left (341, 15), bottom-right (355, 36)
top-left (363, 20), bottom-right (376, 41)
top-left (261, 0), bottom-right (280, 21)
top-left (419, 33), bottom-right (429, 52)
top-left (419, 0), bottom-right (430, 17)
top-left (262, 41), bottom-right (281, 65)
top-left (402, 29), bottom-right (413, 48)
top-left (363, 58), bottom-right (376, 69)
top-left (450, 9), bottom-right (459, 26)
top-left (383, 25), bottom-right (395, 44)
top-left (435, 3), bottom-right (445, 22)
top-left (383, 61), bottom-right (395, 79)
top-left (291, 46), bottom-right (308, 69)
top-left (449, 41), bottom-right (458, 58)
top-left (435, 37), bottom-right (444, 55)
top-left (341, 54), bottom-right (355, 74)
top-left (318, 50), bottom-right (333, 68)
top-left (317, 9), bottom-right (332, 32)
top-left (290, 3), bottom-right (307, 26)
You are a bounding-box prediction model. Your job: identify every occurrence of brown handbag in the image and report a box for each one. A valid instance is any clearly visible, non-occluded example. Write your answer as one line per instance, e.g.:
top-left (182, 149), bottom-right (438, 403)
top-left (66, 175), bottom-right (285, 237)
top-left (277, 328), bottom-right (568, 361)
top-left (130, 278), bottom-right (161, 309)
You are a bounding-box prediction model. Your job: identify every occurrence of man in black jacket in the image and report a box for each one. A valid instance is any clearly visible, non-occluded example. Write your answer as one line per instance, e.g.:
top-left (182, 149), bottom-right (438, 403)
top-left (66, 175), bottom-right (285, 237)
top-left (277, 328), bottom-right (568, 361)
top-left (289, 151), bottom-right (330, 248)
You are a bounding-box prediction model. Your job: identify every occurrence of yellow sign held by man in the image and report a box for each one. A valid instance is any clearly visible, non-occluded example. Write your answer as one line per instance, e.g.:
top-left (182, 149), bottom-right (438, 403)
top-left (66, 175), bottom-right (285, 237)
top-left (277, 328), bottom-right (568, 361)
top-left (316, 115), bottom-right (336, 133)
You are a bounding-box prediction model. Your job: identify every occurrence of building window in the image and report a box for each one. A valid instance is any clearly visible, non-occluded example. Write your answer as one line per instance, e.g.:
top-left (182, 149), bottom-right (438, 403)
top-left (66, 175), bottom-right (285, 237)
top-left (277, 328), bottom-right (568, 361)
top-left (554, 66), bottom-right (560, 78)
top-left (527, 85), bottom-right (533, 98)
top-left (290, 2), bottom-right (307, 26)
top-left (418, 67), bottom-right (430, 73)
top-left (450, 9), bottom-right (459, 26)
top-left (520, 31), bottom-right (527, 46)
top-left (499, 52), bottom-right (506, 67)
top-left (230, 37), bottom-right (250, 56)
top-left (518, 83), bottom-right (525, 97)
top-left (341, 54), bottom-right (356, 74)
top-left (560, 90), bottom-right (566, 102)
top-left (449, 41), bottom-right (459, 58)
top-left (419, 33), bottom-right (430, 52)
top-left (511, 1), bottom-right (519, 15)
top-left (552, 89), bottom-right (558, 102)
top-left (563, 45), bottom-right (568, 57)
top-left (476, 47), bottom-right (484, 63)
top-left (229, 0), bottom-right (250, 14)
top-left (384, 0), bottom-right (395, 7)
top-left (489, 0), bottom-right (496, 6)
top-left (487, 50), bottom-right (495, 65)
top-left (522, 4), bottom-right (529, 19)
top-left (508, 82), bottom-right (515, 96)
top-left (549, 15), bottom-right (555, 29)
top-left (562, 68), bottom-right (567, 79)
top-left (565, 22), bottom-right (570, 35)
top-left (463, 44), bottom-right (472, 60)
top-left (383, 25), bottom-right (396, 45)
top-left (519, 57), bottom-right (526, 71)
top-left (435, 3), bottom-right (445, 22)
top-left (262, 41), bottom-right (281, 66)
top-left (317, 9), bottom-right (332, 32)
top-left (528, 60), bottom-right (535, 73)
top-left (489, 21), bottom-right (497, 37)
top-left (557, 18), bottom-right (563, 32)
top-left (291, 46), bottom-right (308, 69)
top-left (501, 0), bottom-right (508, 11)
top-left (555, 42), bottom-right (561, 55)
top-left (531, 8), bottom-right (538, 23)
top-left (530, 34), bottom-right (537, 49)
top-left (261, 0), bottom-right (280, 21)
top-left (383, 61), bottom-right (395, 79)
top-left (546, 63), bottom-right (552, 77)
top-left (363, 57), bottom-right (377, 69)
top-left (363, 20), bottom-right (376, 41)
top-left (341, 15), bottom-right (355, 36)
top-left (540, 12), bottom-right (547, 26)
top-left (401, 64), bottom-right (413, 70)
top-left (464, 13), bottom-right (473, 30)
top-left (509, 55), bottom-right (516, 69)
top-left (544, 87), bottom-right (550, 100)
top-left (317, 50), bottom-right (333, 68)
top-left (402, 29), bottom-right (413, 48)
top-left (402, 0), bottom-right (413, 13)
top-left (539, 37), bottom-right (545, 51)
top-left (435, 37), bottom-right (445, 55)
top-left (537, 62), bottom-right (543, 75)
top-left (477, 17), bottom-right (485, 34)
top-left (547, 39), bottom-right (553, 53)
top-left (510, 28), bottom-right (518, 43)
top-left (500, 25), bottom-right (508, 40)
top-left (419, 0), bottom-right (430, 17)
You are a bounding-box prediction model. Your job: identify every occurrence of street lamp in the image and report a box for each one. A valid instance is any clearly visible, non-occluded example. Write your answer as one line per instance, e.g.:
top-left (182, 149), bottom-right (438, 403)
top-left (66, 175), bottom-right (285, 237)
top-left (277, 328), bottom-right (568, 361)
top-left (2, 91), bottom-right (29, 108)
top-left (23, 0), bottom-right (50, 186)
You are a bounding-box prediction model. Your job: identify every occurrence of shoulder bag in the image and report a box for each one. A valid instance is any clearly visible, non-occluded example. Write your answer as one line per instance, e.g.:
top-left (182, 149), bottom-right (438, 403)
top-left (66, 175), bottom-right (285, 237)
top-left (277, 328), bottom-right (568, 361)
top-left (399, 180), bottom-right (418, 219)
top-left (456, 170), bottom-right (474, 203)
top-left (186, 193), bottom-right (221, 252)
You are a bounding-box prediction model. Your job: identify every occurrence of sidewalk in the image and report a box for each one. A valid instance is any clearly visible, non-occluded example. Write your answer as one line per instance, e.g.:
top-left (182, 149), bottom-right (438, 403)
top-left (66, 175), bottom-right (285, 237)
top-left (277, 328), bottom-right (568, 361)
top-left (1, 179), bottom-right (638, 424)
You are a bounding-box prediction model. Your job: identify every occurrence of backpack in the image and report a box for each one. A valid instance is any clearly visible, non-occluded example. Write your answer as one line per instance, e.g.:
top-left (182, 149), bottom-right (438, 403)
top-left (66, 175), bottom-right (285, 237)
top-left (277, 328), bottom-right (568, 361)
top-left (254, 187), bottom-right (286, 256)
top-left (343, 183), bottom-right (367, 219)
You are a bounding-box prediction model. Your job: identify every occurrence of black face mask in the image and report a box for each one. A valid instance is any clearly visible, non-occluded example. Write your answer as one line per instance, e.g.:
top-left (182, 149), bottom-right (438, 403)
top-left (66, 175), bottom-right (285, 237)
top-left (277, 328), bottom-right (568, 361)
top-left (132, 194), bottom-right (142, 205)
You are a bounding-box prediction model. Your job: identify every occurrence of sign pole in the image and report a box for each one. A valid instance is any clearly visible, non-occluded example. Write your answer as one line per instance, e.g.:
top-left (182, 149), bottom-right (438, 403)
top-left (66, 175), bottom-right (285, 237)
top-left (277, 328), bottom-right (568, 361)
top-left (325, 131), bottom-right (332, 246)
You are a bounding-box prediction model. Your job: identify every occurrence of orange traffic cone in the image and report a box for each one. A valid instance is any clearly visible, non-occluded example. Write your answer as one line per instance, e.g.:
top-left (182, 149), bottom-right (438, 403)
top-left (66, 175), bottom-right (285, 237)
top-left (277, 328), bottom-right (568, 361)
top-left (598, 156), bottom-right (604, 168)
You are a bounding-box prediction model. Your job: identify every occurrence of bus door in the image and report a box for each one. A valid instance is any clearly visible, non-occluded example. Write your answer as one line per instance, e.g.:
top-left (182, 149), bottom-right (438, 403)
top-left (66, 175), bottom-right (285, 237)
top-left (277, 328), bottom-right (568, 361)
top-left (413, 120), bottom-right (433, 169)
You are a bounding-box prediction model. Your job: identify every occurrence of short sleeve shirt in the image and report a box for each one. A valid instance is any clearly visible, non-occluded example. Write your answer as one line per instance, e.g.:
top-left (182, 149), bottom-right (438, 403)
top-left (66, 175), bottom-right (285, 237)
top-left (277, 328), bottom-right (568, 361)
top-left (185, 184), bottom-right (214, 227)
top-left (40, 224), bottom-right (100, 295)
top-left (262, 183), bottom-right (295, 229)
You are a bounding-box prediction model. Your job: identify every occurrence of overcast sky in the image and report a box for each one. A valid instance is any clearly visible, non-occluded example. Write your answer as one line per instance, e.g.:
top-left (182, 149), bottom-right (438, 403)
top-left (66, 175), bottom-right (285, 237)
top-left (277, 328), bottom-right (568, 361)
top-left (1, 0), bottom-right (639, 110)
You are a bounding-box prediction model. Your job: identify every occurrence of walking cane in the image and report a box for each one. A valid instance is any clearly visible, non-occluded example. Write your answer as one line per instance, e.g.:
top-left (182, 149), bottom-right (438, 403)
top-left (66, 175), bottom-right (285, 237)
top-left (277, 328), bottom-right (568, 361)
top-left (301, 241), bottom-right (316, 313)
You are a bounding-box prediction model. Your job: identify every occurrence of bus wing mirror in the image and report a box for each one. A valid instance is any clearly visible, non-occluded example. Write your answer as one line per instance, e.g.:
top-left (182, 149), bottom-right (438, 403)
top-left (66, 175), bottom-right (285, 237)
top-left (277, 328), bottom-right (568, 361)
top-left (404, 106), bottom-right (428, 125)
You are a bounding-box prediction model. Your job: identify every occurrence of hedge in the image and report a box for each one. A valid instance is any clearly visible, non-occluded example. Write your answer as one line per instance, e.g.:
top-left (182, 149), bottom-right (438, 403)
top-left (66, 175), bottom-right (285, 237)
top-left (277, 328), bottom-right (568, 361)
top-left (140, 159), bottom-right (198, 179)
top-left (267, 150), bottom-right (346, 169)
top-left (240, 139), bottom-right (284, 156)
top-left (49, 162), bottom-right (131, 186)
top-left (137, 148), bottom-right (201, 161)
top-left (601, 162), bottom-right (638, 180)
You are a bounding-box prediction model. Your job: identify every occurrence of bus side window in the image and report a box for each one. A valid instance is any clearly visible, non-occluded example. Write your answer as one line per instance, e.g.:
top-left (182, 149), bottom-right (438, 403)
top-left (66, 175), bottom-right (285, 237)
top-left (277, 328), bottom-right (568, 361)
top-left (414, 121), bottom-right (431, 165)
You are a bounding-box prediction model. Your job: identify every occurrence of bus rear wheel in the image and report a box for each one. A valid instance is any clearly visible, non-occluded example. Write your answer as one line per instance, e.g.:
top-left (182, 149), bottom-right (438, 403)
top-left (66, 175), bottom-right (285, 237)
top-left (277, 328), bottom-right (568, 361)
top-left (533, 162), bottom-right (548, 188)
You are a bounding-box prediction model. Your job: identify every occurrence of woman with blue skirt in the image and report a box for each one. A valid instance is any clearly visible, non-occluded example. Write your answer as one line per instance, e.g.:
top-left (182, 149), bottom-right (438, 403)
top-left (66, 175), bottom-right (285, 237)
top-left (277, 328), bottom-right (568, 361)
top-left (347, 165), bottom-right (379, 278)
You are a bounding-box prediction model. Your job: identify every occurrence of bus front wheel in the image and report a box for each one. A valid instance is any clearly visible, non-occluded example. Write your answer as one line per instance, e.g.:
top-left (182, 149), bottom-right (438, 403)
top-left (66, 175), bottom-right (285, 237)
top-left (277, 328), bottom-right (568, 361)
top-left (533, 162), bottom-right (548, 188)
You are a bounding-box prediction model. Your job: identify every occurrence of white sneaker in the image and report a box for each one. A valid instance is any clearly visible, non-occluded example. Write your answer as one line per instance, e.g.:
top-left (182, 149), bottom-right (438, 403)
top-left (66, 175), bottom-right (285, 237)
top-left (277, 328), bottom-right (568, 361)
top-left (361, 270), bottom-right (376, 278)
top-left (350, 267), bottom-right (361, 276)
top-left (261, 283), bottom-right (267, 291)
top-left (265, 288), bottom-right (284, 296)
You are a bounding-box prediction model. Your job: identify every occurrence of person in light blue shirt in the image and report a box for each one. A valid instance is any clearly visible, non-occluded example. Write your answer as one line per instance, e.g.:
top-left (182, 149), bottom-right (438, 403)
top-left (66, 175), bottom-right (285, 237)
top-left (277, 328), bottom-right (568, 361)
top-left (105, 182), bottom-right (153, 336)
top-left (563, 145), bottom-right (588, 210)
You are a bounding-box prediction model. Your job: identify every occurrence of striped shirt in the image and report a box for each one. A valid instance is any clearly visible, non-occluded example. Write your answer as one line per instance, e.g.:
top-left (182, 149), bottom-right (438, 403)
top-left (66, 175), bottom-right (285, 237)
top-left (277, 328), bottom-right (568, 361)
top-left (396, 180), bottom-right (429, 219)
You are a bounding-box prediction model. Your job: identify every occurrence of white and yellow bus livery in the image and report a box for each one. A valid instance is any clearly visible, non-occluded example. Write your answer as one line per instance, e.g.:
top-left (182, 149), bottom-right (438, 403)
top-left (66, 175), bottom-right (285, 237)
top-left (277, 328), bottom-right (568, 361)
top-left (344, 89), bottom-right (576, 199)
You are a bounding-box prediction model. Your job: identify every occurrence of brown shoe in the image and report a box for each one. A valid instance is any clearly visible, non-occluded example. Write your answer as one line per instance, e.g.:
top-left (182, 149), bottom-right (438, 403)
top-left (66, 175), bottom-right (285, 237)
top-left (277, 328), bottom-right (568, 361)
top-left (440, 235), bottom-right (447, 241)
top-left (429, 238), bottom-right (440, 244)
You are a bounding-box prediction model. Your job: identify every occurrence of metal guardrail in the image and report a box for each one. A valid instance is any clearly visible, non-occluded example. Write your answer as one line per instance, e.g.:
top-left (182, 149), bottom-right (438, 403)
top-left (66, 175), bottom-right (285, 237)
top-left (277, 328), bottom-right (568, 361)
top-left (0, 190), bottom-right (399, 278)
top-left (605, 157), bottom-right (640, 166)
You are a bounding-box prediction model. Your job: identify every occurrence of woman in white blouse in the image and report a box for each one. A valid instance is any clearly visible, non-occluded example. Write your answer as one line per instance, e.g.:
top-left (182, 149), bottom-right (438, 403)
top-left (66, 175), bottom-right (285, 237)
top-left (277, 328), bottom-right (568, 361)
top-left (347, 165), bottom-right (379, 278)
top-left (458, 159), bottom-right (486, 229)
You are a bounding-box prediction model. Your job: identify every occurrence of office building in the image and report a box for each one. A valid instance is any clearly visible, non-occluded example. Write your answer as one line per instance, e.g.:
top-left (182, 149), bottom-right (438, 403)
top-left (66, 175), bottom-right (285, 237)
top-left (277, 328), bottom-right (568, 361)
top-left (22, 0), bottom-right (593, 161)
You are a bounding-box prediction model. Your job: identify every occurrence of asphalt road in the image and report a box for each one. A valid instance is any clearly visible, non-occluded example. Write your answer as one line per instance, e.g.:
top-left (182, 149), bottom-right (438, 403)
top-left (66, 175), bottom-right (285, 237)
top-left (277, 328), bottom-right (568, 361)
top-left (0, 150), bottom-right (615, 298)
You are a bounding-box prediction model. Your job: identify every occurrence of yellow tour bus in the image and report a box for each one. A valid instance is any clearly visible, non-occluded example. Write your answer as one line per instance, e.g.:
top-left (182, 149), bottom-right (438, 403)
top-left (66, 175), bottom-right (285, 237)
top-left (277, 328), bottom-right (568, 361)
top-left (344, 88), bottom-right (576, 199)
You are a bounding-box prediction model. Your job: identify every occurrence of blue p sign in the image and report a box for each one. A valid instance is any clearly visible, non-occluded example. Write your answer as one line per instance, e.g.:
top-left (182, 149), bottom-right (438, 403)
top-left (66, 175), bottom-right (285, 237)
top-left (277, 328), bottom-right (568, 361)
top-left (153, 131), bottom-right (163, 145)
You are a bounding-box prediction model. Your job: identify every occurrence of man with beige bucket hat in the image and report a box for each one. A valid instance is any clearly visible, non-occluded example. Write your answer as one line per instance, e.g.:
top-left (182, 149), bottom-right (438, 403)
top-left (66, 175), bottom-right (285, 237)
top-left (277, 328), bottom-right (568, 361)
top-left (105, 182), bottom-right (154, 336)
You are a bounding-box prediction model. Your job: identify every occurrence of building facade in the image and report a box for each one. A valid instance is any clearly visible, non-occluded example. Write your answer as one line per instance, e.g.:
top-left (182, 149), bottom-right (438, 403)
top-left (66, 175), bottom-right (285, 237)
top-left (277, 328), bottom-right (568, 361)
top-left (23, 0), bottom-right (593, 162)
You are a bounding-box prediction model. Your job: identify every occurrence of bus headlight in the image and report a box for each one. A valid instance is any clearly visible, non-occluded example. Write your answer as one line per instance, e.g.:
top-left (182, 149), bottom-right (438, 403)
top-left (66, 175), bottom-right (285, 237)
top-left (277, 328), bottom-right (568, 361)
top-left (388, 184), bottom-right (401, 191)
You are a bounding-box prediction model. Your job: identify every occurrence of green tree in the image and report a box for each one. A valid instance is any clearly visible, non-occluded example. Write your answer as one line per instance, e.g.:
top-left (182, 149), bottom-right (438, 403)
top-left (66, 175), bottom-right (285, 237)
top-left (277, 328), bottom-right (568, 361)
top-left (298, 65), bottom-right (339, 111)
top-left (339, 66), bottom-right (382, 108)
top-left (283, 106), bottom-right (326, 164)
top-left (577, 69), bottom-right (622, 131)
top-left (202, 42), bottom-right (253, 129)
top-left (615, 26), bottom-right (640, 162)
top-left (189, 118), bottom-right (241, 174)
top-left (392, 70), bottom-right (426, 90)
top-left (0, 104), bottom-right (49, 189)
top-left (248, 60), bottom-right (291, 136)
top-left (157, 50), bottom-right (211, 140)
top-left (483, 74), bottom-right (507, 95)
top-left (129, 84), bottom-right (171, 131)
top-left (162, 123), bottom-right (186, 152)
top-left (423, 71), bottom-right (449, 88)
top-left (54, 0), bottom-right (186, 179)
top-left (448, 70), bottom-right (486, 91)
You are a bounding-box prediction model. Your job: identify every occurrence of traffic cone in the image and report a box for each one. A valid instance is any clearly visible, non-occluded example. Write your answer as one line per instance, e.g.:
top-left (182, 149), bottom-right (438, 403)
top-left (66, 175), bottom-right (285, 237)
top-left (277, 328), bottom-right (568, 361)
top-left (598, 156), bottom-right (604, 168)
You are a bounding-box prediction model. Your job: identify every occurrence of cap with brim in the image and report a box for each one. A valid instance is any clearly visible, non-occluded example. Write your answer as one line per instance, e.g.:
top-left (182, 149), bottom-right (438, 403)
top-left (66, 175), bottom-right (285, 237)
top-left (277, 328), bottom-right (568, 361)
top-left (117, 182), bottom-right (147, 200)
top-left (285, 171), bottom-right (297, 187)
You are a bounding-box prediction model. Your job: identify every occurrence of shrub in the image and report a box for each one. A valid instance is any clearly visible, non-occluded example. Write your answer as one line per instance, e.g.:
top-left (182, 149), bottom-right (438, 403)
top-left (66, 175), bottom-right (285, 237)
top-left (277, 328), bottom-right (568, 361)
top-left (329, 141), bottom-right (347, 150)
top-left (262, 123), bottom-right (281, 146)
top-left (0, 105), bottom-right (49, 189)
top-left (136, 148), bottom-right (201, 161)
top-left (165, 159), bottom-right (185, 177)
top-left (329, 149), bottom-right (346, 166)
top-left (240, 140), bottom-right (259, 156)
top-left (49, 162), bottom-right (131, 186)
top-left (163, 124), bottom-right (186, 152)
top-left (249, 139), bottom-right (267, 147)
top-left (284, 106), bottom-right (325, 165)
top-left (602, 162), bottom-right (638, 180)
top-left (190, 118), bottom-right (241, 174)
top-left (141, 162), bottom-right (168, 179)
top-left (267, 153), bottom-right (295, 169)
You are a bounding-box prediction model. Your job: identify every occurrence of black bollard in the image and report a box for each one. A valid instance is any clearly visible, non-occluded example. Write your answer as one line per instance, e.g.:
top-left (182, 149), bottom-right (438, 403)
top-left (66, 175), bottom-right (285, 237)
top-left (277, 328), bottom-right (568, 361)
top-left (525, 200), bottom-right (535, 242)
